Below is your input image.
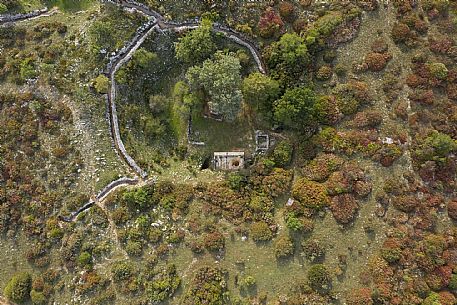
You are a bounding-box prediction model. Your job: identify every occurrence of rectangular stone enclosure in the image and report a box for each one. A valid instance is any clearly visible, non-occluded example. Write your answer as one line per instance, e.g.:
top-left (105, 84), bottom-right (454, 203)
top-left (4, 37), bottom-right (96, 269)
top-left (213, 152), bottom-right (245, 170)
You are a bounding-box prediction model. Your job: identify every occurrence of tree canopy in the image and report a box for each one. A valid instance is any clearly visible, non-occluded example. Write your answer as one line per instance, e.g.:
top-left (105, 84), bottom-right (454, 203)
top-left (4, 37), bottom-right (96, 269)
top-left (273, 86), bottom-right (318, 130)
top-left (242, 72), bottom-right (280, 117)
top-left (266, 33), bottom-right (310, 81)
top-left (175, 19), bottom-right (216, 64)
top-left (186, 52), bottom-right (242, 121)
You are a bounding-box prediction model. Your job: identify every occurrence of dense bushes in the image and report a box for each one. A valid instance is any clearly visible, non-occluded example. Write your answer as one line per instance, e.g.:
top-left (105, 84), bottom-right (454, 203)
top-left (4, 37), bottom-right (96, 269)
top-left (250, 221), bottom-right (273, 241)
top-left (274, 234), bottom-right (294, 259)
top-left (4, 272), bottom-right (32, 303)
top-left (181, 267), bottom-right (227, 305)
top-left (292, 178), bottom-right (330, 210)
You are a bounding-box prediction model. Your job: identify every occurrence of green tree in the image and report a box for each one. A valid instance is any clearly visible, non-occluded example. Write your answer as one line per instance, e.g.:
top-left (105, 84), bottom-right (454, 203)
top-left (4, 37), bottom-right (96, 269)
top-left (242, 72), bottom-right (280, 115)
top-left (186, 52), bottom-right (242, 121)
top-left (0, 3), bottom-right (8, 13)
top-left (266, 33), bottom-right (310, 79)
top-left (4, 272), bottom-right (32, 304)
top-left (172, 81), bottom-right (200, 115)
top-left (175, 19), bottom-right (216, 63)
top-left (93, 74), bottom-right (109, 94)
top-left (132, 48), bottom-right (157, 68)
top-left (273, 86), bottom-right (317, 130)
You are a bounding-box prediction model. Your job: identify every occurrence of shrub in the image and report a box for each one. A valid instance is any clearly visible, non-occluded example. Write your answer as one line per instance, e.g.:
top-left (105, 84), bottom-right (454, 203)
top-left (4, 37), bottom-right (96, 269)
top-left (149, 94), bottom-right (169, 115)
top-left (254, 167), bottom-right (293, 198)
top-left (352, 110), bottom-right (383, 128)
top-left (449, 274), bottom-right (457, 290)
top-left (204, 231), bottom-right (225, 252)
top-left (333, 81), bottom-right (370, 115)
top-left (307, 264), bottom-right (331, 291)
top-left (238, 275), bottom-right (256, 291)
top-left (448, 200), bottom-right (457, 220)
top-left (274, 234), bottom-right (294, 258)
top-left (302, 239), bottom-right (325, 262)
top-left (0, 4), bottom-right (7, 13)
top-left (422, 292), bottom-right (441, 305)
top-left (380, 238), bottom-right (402, 263)
top-left (278, 2), bottom-right (295, 21)
top-left (330, 194), bottom-right (359, 224)
top-left (250, 221), bottom-right (273, 242)
top-left (334, 64), bottom-right (347, 76)
top-left (78, 251), bottom-right (92, 268)
top-left (285, 213), bottom-right (304, 231)
top-left (249, 194), bottom-right (274, 214)
top-left (144, 264), bottom-right (181, 302)
top-left (169, 230), bottom-right (185, 244)
top-left (416, 131), bottom-right (457, 161)
top-left (371, 38), bottom-right (389, 53)
top-left (428, 62), bottom-right (448, 80)
top-left (125, 240), bottom-right (143, 257)
top-left (292, 178), bottom-right (330, 210)
top-left (181, 267), bottom-right (227, 305)
top-left (122, 187), bottom-right (153, 210)
top-left (303, 153), bottom-right (344, 182)
top-left (30, 290), bottom-right (46, 305)
top-left (316, 65), bottom-right (333, 80)
top-left (365, 52), bottom-right (391, 72)
top-left (93, 74), bottom-right (109, 94)
top-left (346, 288), bottom-right (373, 305)
top-left (272, 141), bottom-right (293, 167)
top-left (323, 50), bottom-right (337, 63)
top-left (391, 22), bottom-right (411, 43)
top-left (422, 0), bottom-right (449, 14)
top-left (258, 7), bottom-right (284, 38)
top-left (111, 261), bottom-right (133, 282)
top-left (314, 95), bottom-right (341, 125)
top-left (4, 272), bottom-right (32, 303)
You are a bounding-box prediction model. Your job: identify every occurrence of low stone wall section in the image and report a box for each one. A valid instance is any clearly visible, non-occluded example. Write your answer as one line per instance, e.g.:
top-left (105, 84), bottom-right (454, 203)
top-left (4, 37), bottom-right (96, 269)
top-left (0, 8), bottom-right (48, 24)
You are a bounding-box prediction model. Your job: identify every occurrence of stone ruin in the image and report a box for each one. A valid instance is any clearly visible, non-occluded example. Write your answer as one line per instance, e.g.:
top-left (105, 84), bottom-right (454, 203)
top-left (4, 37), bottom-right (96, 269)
top-left (255, 130), bottom-right (270, 152)
top-left (213, 152), bottom-right (245, 170)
